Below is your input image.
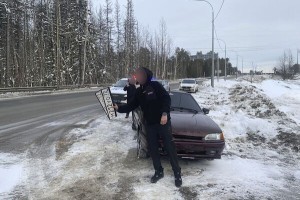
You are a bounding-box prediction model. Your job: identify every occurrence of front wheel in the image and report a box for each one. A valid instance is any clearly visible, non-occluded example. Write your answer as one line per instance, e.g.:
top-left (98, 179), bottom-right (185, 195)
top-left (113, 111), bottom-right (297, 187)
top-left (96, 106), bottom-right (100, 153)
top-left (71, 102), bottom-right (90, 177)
top-left (136, 128), bottom-right (149, 159)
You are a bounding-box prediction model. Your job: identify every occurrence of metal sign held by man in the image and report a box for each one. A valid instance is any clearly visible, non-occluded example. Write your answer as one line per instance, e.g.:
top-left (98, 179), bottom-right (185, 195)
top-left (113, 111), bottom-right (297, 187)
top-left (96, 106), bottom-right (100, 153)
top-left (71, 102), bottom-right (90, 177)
top-left (95, 88), bottom-right (117, 120)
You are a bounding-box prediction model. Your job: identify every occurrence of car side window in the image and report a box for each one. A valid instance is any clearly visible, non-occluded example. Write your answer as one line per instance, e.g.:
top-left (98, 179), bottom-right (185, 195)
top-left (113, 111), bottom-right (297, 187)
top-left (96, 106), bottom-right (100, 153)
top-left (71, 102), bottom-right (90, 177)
top-left (170, 93), bottom-right (181, 107)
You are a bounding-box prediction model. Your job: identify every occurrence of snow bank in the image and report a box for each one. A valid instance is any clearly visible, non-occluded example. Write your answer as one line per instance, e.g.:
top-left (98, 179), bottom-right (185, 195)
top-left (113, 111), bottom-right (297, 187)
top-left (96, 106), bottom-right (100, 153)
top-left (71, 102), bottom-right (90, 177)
top-left (0, 154), bottom-right (24, 196)
top-left (255, 79), bottom-right (300, 124)
top-left (0, 87), bottom-right (101, 101)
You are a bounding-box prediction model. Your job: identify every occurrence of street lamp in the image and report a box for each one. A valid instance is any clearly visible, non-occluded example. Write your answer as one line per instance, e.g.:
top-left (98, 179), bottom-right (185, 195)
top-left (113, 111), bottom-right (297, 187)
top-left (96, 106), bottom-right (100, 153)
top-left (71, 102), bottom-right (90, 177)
top-left (217, 39), bottom-right (227, 81)
top-left (194, 0), bottom-right (215, 87)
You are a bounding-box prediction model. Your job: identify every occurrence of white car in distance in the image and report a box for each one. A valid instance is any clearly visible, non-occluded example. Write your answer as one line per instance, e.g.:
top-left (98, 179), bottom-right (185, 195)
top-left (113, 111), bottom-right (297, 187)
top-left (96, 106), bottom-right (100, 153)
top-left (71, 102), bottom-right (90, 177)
top-left (110, 78), bottom-right (128, 104)
top-left (179, 79), bottom-right (199, 93)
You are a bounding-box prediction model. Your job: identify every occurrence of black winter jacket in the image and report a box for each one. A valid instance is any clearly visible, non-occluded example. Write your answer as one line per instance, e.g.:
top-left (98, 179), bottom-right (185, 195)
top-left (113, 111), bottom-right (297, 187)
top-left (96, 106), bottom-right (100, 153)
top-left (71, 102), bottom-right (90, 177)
top-left (123, 84), bottom-right (136, 103)
top-left (118, 68), bottom-right (171, 125)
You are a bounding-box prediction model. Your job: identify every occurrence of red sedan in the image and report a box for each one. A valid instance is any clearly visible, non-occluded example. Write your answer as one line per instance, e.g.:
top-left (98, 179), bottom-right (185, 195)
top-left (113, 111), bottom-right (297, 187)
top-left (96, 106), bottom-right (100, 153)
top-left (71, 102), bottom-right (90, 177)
top-left (133, 91), bottom-right (225, 160)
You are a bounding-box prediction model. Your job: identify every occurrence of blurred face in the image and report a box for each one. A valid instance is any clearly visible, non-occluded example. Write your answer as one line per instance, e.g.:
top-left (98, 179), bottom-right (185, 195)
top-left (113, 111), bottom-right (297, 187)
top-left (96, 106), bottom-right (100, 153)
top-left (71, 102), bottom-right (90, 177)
top-left (135, 69), bottom-right (147, 85)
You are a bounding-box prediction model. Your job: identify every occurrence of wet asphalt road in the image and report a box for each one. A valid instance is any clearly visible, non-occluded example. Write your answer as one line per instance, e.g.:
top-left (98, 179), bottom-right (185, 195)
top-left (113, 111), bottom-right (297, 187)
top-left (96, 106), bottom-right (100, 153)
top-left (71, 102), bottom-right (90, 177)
top-left (0, 90), bottom-right (103, 154)
top-left (0, 83), bottom-right (180, 155)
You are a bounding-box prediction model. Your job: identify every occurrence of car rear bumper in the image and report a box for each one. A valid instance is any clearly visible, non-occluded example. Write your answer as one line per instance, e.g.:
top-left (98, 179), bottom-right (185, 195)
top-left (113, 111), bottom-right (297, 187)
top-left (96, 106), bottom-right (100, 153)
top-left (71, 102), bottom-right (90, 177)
top-left (173, 140), bottom-right (225, 159)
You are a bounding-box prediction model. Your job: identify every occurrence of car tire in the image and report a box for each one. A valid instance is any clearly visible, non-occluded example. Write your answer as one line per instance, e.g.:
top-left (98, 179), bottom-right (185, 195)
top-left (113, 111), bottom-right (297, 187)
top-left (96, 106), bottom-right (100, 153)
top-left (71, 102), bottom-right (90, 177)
top-left (137, 128), bottom-right (149, 159)
top-left (132, 123), bottom-right (137, 130)
top-left (132, 114), bottom-right (137, 130)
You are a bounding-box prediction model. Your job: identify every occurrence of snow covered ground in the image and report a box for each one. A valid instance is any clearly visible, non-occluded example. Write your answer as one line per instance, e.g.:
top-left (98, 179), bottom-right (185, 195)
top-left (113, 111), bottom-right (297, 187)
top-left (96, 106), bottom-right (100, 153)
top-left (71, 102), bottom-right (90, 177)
top-left (0, 76), bottom-right (299, 199)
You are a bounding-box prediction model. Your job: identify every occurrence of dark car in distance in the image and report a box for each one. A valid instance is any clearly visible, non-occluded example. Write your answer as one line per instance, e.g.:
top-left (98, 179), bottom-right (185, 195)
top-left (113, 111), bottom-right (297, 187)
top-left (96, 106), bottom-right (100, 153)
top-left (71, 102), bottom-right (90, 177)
top-left (133, 91), bottom-right (225, 160)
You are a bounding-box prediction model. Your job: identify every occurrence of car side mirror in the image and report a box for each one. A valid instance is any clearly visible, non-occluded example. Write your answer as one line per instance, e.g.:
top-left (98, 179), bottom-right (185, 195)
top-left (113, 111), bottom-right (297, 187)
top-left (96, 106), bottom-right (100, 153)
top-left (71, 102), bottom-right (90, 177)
top-left (202, 108), bottom-right (210, 115)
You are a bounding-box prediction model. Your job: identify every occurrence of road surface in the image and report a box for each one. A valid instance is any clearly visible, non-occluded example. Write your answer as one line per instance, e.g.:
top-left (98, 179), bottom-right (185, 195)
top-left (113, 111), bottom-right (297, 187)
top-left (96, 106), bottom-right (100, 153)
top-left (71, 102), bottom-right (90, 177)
top-left (0, 83), bottom-right (180, 155)
top-left (0, 91), bottom-right (103, 155)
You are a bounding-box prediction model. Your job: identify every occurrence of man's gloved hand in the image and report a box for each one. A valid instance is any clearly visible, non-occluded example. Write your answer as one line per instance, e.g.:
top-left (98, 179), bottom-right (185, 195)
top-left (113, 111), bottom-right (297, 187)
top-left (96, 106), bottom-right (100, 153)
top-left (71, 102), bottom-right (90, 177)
top-left (160, 113), bottom-right (168, 125)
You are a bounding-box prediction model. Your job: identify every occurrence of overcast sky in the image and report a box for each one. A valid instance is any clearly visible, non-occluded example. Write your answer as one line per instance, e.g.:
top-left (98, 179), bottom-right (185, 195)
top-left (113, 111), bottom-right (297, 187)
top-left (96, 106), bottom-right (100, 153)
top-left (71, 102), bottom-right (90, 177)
top-left (93, 0), bottom-right (300, 73)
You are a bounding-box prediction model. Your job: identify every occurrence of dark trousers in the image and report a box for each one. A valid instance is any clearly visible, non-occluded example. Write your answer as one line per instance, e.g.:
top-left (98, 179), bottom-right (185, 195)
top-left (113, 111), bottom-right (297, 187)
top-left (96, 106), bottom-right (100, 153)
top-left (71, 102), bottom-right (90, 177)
top-left (145, 121), bottom-right (181, 174)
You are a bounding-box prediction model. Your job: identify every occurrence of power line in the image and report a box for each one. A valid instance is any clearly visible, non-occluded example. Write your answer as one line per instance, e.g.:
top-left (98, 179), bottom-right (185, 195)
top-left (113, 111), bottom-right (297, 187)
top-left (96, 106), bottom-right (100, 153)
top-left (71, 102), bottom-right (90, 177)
top-left (214, 0), bottom-right (225, 20)
top-left (214, 28), bottom-right (224, 52)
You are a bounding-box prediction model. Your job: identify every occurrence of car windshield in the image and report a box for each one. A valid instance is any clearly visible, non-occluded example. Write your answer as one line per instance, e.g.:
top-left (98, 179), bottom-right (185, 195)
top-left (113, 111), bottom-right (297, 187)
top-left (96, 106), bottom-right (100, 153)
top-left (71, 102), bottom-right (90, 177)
top-left (114, 80), bottom-right (127, 87)
top-left (182, 80), bottom-right (196, 84)
top-left (170, 92), bottom-right (202, 113)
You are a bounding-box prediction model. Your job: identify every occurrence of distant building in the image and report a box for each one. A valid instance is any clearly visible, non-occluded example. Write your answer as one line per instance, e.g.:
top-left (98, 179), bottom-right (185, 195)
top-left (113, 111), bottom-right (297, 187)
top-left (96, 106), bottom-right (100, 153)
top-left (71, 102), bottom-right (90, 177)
top-left (190, 51), bottom-right (219, 61)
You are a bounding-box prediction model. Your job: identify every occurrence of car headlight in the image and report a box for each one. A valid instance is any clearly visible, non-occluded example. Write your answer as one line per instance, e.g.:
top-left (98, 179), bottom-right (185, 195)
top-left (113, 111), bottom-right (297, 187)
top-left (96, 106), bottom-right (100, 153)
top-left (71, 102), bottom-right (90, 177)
top-left (204, 133), bottom-right (224, 141)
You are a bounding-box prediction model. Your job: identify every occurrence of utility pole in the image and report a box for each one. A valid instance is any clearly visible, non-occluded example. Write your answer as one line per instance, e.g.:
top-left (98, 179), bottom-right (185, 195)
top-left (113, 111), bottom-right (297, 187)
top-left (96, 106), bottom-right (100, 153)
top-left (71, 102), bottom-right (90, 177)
top-left (297, 49), bottom-right (299, 65)
top-left (217, 56), bottom-right (219, 82)
top-left (211, 9), bottom-right (215, 87)
top-left (195, 0), bottom-right (214, 87)
top-left (236, 54), bottom-right (238, 79)
top-left (224, 45), bottom-right (227, 81)
top-left (251, 61), bottom-right (254, 83)
top-left (242, 58), bottom-right (244, 77)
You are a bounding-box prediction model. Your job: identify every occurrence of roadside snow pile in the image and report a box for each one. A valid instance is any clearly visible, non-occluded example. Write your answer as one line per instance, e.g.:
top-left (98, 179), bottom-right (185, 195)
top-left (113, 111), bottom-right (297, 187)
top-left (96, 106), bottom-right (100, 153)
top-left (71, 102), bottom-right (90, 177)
top-left (238, 74), bottom-right (271, 83)
top-left (192, 78), bottom-right (300, 199)
top-left (229, 84), bottom-right (283, 118)
top-left (256, 79), bottom-right (300, 125)
top-left (0, 153), bottom-right (25, 199)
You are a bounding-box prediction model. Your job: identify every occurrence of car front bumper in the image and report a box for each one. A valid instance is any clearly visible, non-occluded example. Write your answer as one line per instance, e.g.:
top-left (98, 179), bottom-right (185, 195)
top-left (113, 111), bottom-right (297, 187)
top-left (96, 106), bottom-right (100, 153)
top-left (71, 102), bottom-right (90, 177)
top-left (171, 139), bottom-right (225, 159)
top-left (180, 87), bottom-right (195, 92)
top-left (111, 93), bottom-right (127, 104)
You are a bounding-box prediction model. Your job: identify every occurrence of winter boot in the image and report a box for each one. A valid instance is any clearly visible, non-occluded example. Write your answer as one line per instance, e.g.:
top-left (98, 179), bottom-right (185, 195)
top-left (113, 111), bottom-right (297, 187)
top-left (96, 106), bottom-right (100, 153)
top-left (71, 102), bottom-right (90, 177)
top-left (151, 167), bottom-right (164, 183)
top-left (174, 171), bottom-right (182, 187)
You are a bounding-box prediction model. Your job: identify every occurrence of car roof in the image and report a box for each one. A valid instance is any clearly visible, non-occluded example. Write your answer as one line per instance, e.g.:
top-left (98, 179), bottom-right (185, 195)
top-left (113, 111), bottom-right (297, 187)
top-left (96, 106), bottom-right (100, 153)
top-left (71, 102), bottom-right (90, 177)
top-left (120, 78), bottom-right (128, 81)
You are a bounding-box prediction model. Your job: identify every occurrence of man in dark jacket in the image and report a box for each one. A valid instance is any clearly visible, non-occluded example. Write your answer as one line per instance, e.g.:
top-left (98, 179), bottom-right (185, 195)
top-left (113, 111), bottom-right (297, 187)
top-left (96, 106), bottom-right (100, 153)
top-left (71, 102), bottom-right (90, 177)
top-left (113, 67), bottom-right (182, 187)
top-left (123, 78), bottom-right (136, 118)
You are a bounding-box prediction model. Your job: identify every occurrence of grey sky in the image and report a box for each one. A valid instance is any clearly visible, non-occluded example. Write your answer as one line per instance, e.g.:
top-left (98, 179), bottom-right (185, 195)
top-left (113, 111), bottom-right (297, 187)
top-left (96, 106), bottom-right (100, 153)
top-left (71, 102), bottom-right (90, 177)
top-left (93, 0), bottom-right (300, 73)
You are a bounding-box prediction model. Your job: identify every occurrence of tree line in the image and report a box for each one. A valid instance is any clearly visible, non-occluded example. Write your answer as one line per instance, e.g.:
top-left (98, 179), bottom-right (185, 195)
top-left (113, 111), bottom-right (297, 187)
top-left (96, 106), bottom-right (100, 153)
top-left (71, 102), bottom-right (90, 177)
top-left (0, 0), bottom-right (233, 88)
